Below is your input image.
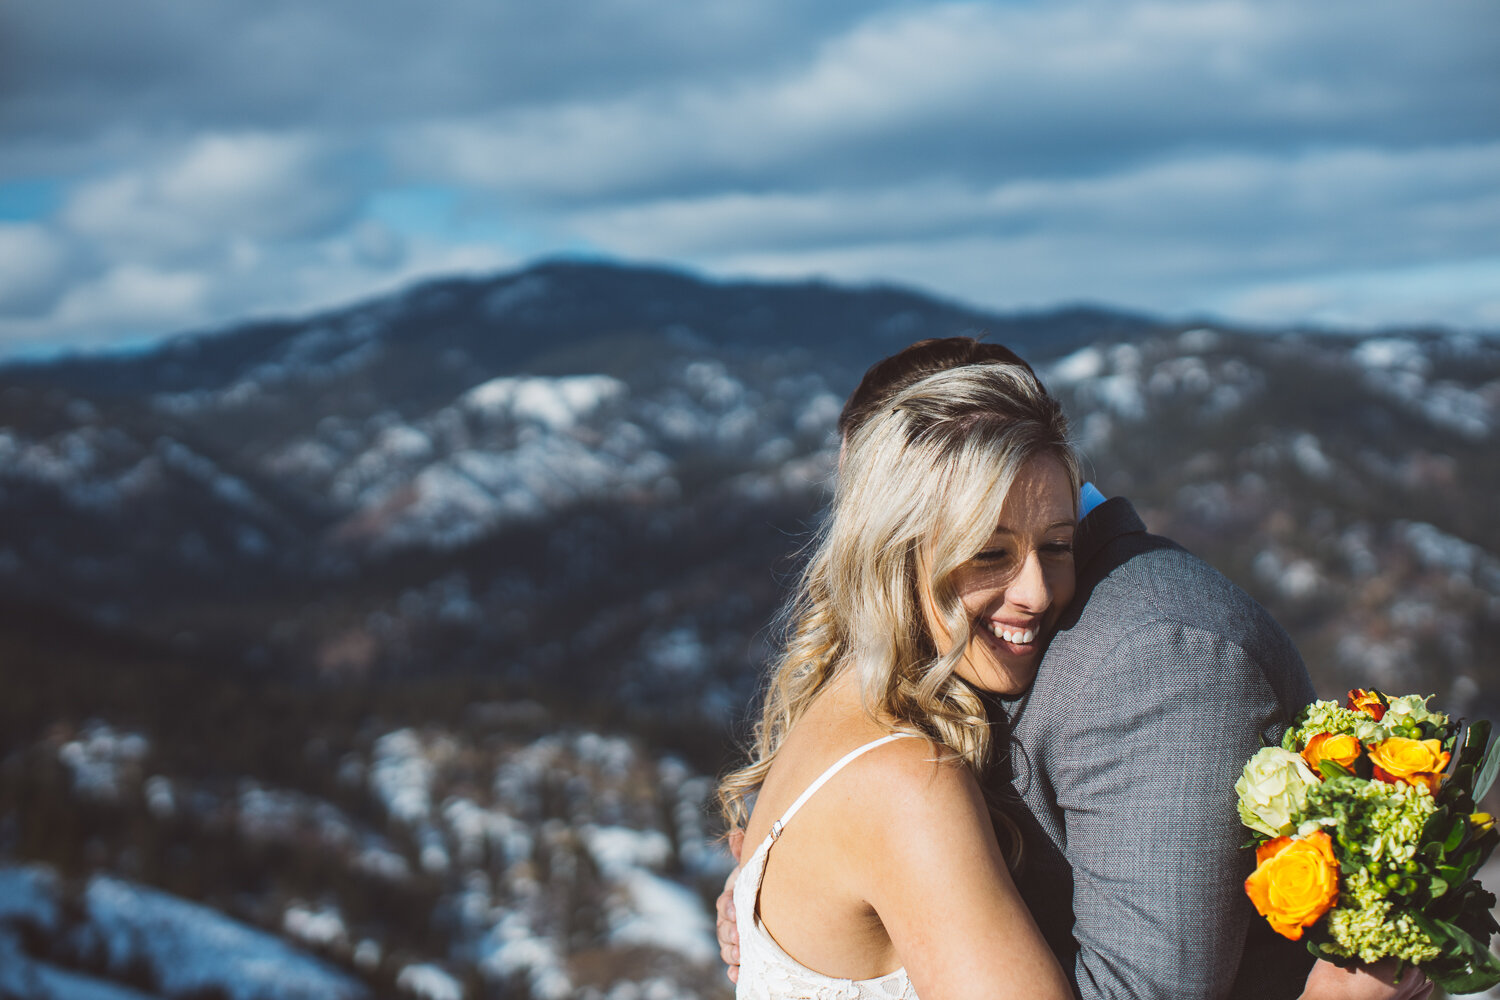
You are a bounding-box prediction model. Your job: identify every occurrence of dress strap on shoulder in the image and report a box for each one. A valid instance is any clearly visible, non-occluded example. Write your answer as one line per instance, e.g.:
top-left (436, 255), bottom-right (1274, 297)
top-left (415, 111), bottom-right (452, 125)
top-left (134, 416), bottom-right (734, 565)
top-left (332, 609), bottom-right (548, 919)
top-left (770, 733), bottom-right (918, 841)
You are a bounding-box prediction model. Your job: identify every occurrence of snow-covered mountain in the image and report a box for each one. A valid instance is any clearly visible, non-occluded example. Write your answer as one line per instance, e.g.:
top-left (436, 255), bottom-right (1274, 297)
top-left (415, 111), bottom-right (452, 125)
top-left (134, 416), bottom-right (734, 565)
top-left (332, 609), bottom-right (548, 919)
top-left (0, 261), bottom-right (1169, 732)
top-left (2, 710), bottom-right (726, 1000)
top-left (2, 260), bottom-right (1495, 722)
top-left (1, 259), bottom-right (1498, 998)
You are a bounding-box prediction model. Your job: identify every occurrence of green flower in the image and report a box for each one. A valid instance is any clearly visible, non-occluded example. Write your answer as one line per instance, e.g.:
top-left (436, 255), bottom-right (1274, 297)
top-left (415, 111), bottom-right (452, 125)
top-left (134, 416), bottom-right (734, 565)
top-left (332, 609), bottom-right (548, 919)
top-left (1384, 694), bottom-right (1444, 726)
top-left (1238, 747), bottom-right (1319, 838)
top-left (1305, 777), bottom-right (1437, 866)
top-left (1322, 871), bottom-right (1442, 963)
top-left (1285, 701), bottom-right (1382, 749)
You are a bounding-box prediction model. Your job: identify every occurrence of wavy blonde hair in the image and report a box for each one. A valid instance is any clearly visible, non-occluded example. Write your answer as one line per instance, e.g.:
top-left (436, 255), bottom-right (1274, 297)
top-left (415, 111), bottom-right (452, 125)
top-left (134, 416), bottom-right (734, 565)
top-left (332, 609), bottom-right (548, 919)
top-left (717, 364), bottom-right (1080, 866)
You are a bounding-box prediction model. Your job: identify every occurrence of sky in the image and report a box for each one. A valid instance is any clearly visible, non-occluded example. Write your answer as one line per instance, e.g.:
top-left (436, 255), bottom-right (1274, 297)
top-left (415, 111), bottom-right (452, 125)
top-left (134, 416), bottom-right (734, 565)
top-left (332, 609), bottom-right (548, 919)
top-left (0, 0), bottom-right (1497, 358)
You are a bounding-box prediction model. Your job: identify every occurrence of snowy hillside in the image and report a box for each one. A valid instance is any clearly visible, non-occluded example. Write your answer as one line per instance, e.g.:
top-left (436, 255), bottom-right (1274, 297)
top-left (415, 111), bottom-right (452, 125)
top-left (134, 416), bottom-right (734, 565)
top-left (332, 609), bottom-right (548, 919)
top-left (1, 260), bottom-right (1497, 998)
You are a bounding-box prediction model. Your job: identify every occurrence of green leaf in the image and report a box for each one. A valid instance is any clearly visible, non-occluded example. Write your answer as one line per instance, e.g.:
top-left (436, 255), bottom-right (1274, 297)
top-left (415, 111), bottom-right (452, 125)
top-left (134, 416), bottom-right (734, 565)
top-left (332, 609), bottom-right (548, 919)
top-left (1429, 943), bottom-right (1500, 994)
top-left (1471, 721), bottom-right (1500, 800)
top-left (1473, 827), bottom-right (1500, 867)
top-left (1425, 806), bottom-right (1457, 837)
top-left (1318, 760), bottom-right (1353, 781)
top-left (1416, 914), bottom-right (1500, 994)
top-left (1452, 846), bottom-right (1483, 875)
top-left (1464, 719), bottom-right (1492, 753)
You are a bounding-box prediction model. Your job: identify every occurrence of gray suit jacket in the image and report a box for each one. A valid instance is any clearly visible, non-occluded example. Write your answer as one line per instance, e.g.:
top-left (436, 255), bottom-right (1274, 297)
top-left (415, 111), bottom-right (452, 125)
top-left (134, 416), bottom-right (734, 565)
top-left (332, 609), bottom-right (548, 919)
top-left (999, 498), bottom-right (1318, 1000)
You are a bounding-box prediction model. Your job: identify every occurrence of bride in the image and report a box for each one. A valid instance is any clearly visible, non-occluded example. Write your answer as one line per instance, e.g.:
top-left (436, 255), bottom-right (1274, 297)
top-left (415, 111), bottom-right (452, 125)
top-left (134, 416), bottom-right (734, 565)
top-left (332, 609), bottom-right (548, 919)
top-left (716, 363), bottom-right (1429, 1000)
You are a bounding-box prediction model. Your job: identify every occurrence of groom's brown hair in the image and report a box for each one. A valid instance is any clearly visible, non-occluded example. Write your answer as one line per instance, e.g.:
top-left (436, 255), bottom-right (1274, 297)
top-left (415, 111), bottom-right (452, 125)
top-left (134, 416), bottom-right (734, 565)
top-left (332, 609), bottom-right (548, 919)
top-left (837, 337), bottom-right (1045, 440)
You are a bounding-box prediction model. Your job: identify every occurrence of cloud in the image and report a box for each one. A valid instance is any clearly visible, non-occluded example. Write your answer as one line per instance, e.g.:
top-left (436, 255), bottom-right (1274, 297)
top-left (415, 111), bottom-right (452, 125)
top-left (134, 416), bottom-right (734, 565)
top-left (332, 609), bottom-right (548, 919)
top-left (61, 133), bottom-right (360, 257)
top-left (397, 0), bottom-right (1500, 201)
top-left (1221, 258), bottom-right (1500, 329)
top-left (0, 223), bottom-right (71, 315)
top-left (0, 228), bottom-right (517, 357)
top-left (569, 143), bottom-right (1500, 290)
top-left (51, 264), bottom-right (211, 333)
top-left (0, 129), bottom-right (515, 354)
top-left (0, 1), bottom-right (883, 156)
top-left (1, 0), bottom-right (1498, 355)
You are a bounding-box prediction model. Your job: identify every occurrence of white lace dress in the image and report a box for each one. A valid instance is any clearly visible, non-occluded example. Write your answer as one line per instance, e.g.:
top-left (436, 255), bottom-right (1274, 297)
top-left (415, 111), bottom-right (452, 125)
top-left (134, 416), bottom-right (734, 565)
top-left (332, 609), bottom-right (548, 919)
top-left (734, 734), bottom-right (921, 1000)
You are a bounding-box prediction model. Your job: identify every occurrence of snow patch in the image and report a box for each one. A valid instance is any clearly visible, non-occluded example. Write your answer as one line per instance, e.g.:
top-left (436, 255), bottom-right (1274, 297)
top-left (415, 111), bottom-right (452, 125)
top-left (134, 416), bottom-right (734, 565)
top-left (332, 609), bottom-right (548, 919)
top-left (1401, 522), bottom-right (1480, 580)
top-left (1290, 433), bottom-right (1333, 480)
top-left (583, 826), bottom-right (673, 878)
top-left (1354, 338), bottom-right (1429, 374)
top-left (397, 963), bottom-right (464, 1000)
top-left (371, 729), bottom-right (434, 824)
top-left (478, 909), bottom-right (572, 1000)
top-left (604, 869), bottom-right (716, 963)
top-left (1048, 346), bottom-right (1105, 384)
top-left (0, 864), bottom-right (61, 931)
top-left (1253, 551), bottom-right (1323, 600)
top-left (283, 901), bottom-right (350, 950)
top-left (58, 721), bottom-right (149, 802)
top-left (463, 375), bottom-right (625, 430)
top-left (78, 875), bottom-right (368, 1000)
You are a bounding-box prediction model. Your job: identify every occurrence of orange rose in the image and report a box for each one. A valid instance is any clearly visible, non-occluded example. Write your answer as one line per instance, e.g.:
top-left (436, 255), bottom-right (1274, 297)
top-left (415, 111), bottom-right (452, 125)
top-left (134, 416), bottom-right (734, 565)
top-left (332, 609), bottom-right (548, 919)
top-left (1301, 732), bottom-right (1362, 775)
top-left (1244, 831), bottom-right (1340, 940)
top-left (1368, 737), bottom-right (1450, 794)
top-left (1347, 689), bottom-right (1386, 721)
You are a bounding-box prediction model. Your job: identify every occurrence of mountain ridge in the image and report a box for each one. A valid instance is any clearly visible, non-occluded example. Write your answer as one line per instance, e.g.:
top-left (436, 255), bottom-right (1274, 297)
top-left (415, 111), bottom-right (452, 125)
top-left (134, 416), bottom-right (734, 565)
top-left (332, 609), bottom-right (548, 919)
top-left (0, 258), bottom-right (1169, 394)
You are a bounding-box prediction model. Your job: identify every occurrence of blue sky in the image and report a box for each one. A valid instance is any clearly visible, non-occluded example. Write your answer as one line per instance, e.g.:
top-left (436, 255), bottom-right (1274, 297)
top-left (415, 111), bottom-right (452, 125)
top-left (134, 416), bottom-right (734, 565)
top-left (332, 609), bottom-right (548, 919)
top-left (0, 0), bottom-right (1497, 357)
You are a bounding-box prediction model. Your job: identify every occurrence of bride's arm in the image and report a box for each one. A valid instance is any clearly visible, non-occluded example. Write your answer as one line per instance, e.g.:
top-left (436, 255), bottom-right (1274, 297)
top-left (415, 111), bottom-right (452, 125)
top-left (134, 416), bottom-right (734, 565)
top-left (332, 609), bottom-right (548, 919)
top-left (856, 741), bottom-right (1073, 1000)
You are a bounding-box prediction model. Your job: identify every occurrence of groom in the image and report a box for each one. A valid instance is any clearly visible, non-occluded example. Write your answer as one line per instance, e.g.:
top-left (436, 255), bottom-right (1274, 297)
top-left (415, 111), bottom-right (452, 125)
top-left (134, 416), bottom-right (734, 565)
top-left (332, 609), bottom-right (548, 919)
top-left (720, 338), bottom-right (1320, 998)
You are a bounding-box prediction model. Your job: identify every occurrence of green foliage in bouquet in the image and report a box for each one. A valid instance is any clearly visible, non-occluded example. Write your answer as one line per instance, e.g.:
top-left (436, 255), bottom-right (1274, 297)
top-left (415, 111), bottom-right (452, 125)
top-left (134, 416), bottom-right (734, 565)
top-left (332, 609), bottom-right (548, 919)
top-left (1238, 690), bottom-right (1500, 995)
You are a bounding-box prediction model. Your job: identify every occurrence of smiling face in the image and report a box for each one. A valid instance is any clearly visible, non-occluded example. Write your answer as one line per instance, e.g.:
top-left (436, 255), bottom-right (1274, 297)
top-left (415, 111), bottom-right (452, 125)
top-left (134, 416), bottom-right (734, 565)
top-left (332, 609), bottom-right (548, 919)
top-left (922, 452), bottom-right (1078, 695)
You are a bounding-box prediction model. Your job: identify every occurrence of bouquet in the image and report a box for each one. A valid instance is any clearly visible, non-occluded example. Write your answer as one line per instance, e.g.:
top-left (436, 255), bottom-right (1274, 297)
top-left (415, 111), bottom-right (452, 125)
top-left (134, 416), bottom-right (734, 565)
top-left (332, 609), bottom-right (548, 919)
top-left (1236, 689), bottom-right (1500, 994)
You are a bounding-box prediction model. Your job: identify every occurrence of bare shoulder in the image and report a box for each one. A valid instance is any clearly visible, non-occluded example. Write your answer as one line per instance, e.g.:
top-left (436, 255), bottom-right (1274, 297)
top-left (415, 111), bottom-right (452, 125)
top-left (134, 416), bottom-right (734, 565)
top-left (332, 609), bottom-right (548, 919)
top-left (850, 738), bottom-right (1075, 999)
top-left (840, 737), bottom-right (992, 850)
top-left (855, 735), bottom-right (977, 795)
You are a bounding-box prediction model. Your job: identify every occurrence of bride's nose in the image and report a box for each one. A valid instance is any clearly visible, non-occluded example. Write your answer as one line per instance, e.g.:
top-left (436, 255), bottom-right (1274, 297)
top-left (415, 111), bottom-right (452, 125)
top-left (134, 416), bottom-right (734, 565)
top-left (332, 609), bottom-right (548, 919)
top-left (1007, 550), bottom-right (1053, 613)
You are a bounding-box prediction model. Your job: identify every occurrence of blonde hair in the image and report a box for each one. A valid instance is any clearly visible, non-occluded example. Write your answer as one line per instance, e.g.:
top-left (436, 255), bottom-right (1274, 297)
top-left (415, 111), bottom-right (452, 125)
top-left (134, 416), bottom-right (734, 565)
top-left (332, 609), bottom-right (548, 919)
top-left (717, 364), bottom-right (1080, 866)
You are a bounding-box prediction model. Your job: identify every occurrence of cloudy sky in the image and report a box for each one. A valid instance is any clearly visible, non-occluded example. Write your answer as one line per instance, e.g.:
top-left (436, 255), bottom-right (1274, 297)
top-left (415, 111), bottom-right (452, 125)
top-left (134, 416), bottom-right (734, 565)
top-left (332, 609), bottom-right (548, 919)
top-left (1, 0), bottom-right (1497, 358)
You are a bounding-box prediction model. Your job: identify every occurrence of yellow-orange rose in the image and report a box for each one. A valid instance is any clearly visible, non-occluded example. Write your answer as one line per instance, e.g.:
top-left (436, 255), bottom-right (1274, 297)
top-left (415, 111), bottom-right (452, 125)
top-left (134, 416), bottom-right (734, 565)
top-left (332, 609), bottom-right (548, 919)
top-left (1301, 732), bottom-right (1362, 775)
top-left (1347, 688), bottom-right (1386, 721)
top-left (1244, 831), bottom-right (1340, 940)
top-left (1368, 737), bottom-right (1450, 794)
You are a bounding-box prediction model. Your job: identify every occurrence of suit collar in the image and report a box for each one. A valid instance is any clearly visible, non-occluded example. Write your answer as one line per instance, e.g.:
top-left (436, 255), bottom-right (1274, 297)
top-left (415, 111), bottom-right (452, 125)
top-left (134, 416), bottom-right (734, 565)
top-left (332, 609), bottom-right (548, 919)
top-left (1075, 496), bottom-right (1146, 571)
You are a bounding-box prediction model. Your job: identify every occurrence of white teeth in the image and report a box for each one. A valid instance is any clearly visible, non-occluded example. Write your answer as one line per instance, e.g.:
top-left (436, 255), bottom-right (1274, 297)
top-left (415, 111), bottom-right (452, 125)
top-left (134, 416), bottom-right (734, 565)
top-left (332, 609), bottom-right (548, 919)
top-left (990, 624), bottom-right (1036, 644)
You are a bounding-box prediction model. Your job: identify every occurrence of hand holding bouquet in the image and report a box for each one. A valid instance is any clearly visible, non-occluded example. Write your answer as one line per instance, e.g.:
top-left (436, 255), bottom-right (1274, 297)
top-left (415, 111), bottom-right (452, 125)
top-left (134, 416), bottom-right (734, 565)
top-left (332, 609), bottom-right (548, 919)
top-left (1237, 690), bottom-right (1500, 994)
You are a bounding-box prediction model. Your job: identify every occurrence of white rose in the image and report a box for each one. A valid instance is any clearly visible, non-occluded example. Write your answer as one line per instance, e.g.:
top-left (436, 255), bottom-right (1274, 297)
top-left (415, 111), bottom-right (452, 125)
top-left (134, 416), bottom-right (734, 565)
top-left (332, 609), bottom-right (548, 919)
top-left (1236, 747), bottom-right (1319, 838)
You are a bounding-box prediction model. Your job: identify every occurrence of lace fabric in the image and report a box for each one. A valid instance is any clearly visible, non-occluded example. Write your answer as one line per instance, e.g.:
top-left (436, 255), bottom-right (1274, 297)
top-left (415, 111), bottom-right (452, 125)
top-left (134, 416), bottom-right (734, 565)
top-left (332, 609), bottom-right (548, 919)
top-left (733, 735), bottom-right (921, 1000)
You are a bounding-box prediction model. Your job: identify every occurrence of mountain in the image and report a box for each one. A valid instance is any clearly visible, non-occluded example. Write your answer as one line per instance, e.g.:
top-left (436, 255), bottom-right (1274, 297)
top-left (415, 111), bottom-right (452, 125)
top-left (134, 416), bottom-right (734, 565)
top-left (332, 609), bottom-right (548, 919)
top-left (0, 260), bottom-right (1174, 735)
top-left (1, 258), bottom-right (1498, 998)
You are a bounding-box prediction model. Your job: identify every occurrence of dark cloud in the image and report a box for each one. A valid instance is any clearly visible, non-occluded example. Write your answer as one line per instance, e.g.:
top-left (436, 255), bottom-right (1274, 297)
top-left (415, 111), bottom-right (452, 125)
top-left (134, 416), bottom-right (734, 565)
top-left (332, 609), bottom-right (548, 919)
top-left (1, 0), bottom-right (1497, 353)
top-left (0, 2), bottom-right (897, 149)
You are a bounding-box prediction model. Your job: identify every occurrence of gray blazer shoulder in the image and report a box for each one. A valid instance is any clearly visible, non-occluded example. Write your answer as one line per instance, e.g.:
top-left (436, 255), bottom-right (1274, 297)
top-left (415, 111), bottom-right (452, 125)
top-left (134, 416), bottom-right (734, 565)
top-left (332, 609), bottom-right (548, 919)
top-left (1054, 497), bottom-right (1313, 719)
top-left (1002, 497), bottom-right (1317, 1000)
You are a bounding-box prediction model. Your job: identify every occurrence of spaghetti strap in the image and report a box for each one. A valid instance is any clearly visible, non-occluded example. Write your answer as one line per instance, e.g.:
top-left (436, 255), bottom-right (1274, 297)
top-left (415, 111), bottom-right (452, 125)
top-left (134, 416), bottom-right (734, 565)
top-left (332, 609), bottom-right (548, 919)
top-left (735, 732), bottom-right (924, 998)
top-left (769, 733), bottom-right (918, 842)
